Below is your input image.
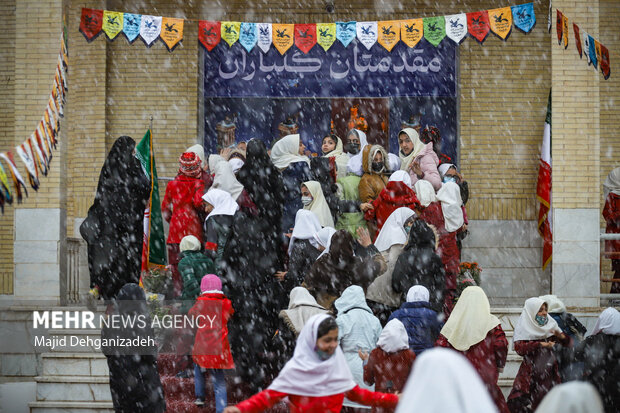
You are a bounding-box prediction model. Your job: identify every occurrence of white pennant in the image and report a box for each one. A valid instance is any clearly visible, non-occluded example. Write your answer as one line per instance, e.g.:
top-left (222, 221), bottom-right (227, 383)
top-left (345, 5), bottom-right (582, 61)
top-left (29, 134), bottom-right (48, 173)
top-left (583, 32), bottom-right (592, 65)
top-left (356, 21), bottom-right (378, 50)
top-left (140, 15), bottom-right (162, 46)
top-left (257, 23), bottom-right (272, 53)
top-left (15, 143), bottom-right (37, 180)
top-left (0, 153), bottom-right (27, 189)
top-left (445, 14), bottom-right (467, 44)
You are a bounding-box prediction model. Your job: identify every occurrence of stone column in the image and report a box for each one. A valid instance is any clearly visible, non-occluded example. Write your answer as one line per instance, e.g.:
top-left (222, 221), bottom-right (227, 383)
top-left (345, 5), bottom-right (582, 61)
top-left (551, 0), bottom-right (600, 307)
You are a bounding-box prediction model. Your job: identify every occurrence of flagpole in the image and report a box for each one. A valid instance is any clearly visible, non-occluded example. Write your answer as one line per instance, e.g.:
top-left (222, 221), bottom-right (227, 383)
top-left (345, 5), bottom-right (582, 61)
top-left (147, 115), bottom-right (154, 269)
top-left (149, 115), bottom-right (153, 133)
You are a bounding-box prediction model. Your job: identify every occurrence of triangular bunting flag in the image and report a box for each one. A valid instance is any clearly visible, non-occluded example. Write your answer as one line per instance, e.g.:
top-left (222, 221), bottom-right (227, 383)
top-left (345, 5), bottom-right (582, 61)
top-left (198, 21), bottom-right (221, 51)
top-left (15, 142), bottom-right (39, 190)
top-left (377, 21), bottom-right (400, 51)
top-left (221, 21), bottom-right (241, 47)
top-left (512, 3), bottom-right (536, 33)
top-left (37, 122), bottom-right (52, 161)
top-left (357, 22), bottom-right (378, 51)
top-left (257, 23), bottom-right (272, 53)
top-left (239, 23), bottom-right (258, 53)
top-left (600, 43), bottom-right (610, 80)
top-left (562, 13), bottom-right (569, 49)
top-left (123, 13), bottom-right (141, 43)
top-left (44, 108), bottom-right (58, 148)
top-left (401, 19), bottom-right (424, 47)
top-left (295, 24), bottom-right (317, 54)
top-left (423, 16), bottom-right (445, 47)
top-left (444, 14), bottom-right (467, 44)
top-left (140, 15), bottom-right (162, 47)
top-left (160, 17), bottom-right (183, 51)
top-left (556, 10), bottom-right (563, 46)
top-left (33, 129), bottom-right (50, 170)
top-left (0, 152), bottom-right (27, 203)
top-left (317, 23), bottom-right (336, 51)
top-left (336, 21), bottom-right (357, 48)
top-left (548, 1), bottom-right (552, 33)
top-left (28, 136), bottom-right (47, 177)
top-left (79, 8), bottom-right (103, 42)
top-left (467, 11), bottom-right (490, 43)
top-left (272, 24), bottom-right (294, 55)
top-left (102, 10), bottom-right (123, 40)
top-left (584, 33), bottom-right (592, 65)
top-left (488, 7), bottom-right (512, 40)
top-left (573, 23), bottom-right (582, 58)
top-left (0, 161), bottom-right (12, 205)
top-left (587, 34), bottom-right (597, 68)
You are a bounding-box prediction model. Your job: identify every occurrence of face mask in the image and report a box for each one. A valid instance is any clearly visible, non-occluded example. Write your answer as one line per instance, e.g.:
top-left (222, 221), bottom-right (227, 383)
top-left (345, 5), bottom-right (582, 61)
top-left (315, 348), bottom-right (333, 361)
top-left (372, 162), bottom-right (384, 172)
top-left (301, 196), bottom-right (313, 206)
top-left (345, 143), bottom-right (360, 154)
top-left (443, 176), bottom-right (457, 184)
top-left (535, 315), bottom-right (548, 326)
top-left (404, 225), bottom-right (411, 235)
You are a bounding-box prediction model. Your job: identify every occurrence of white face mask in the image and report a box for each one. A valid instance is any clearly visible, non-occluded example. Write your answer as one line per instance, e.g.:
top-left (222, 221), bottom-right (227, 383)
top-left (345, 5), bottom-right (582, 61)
top-left (301, 196), bottom-right (313, 206)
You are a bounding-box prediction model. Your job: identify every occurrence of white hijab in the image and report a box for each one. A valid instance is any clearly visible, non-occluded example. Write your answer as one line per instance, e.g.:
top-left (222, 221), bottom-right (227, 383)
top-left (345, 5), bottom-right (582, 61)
top-left (212, 161), bottom-right (244, 200)
top-left (406, 285), bottom-right (429, 302)
top-left (187, 144), bottom-right (206, 169)
top-left (289, 209), bottom-right (322, 256)
top-left (389, 170), bottom-right (412, 189)
top-left (591, 307), bottom-right (620, 336)
top-left (303, 180), bottom-right (335, 228)
top-left (313, 227), bottom-right (337, 259)
top-left (534, 381), bottom-right (604, 413)
top-left (269, 314), bottom-right (357, 397)
top-left (373, 207), bottom-right (415, 252)
top-left (513, 297), bottom-right (561, 342)
top-left (202, 188), bottom-right (239, 221)
top-left (270, 134), bottom-right (310, 171)
top-left (179, 235), bottom-right (201, 252)
top-left (438, 163), bottom-right (455, 179)
top-left (414, 179), bottom-right (437, 207)
top-left (538, 294), bottom-right (567, 314)
top-left (396, 348), bottom-right (498, 413)
top-left (280, 287), bottom-right (328, 336)
top-left (229, 158), bottom-right (244, 174)
top-left (345, 129), bottom-right (369, 176)
top-left (398, 128), bottom-right (426, 171)
top-left (603, 167), bottom-right (620, 198)
top-left (436, 182), bottom-right (464, 232)
top-left (440, 286), bottom-right (500, 351)
top-left (208, 154), bottom-right (225, 171)
top-left (377, 319), bottom-right (409, 353)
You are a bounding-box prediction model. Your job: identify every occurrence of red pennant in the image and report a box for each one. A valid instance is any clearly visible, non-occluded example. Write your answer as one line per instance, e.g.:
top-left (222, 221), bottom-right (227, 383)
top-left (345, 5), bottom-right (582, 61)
top-left (294, 24), bottom-right (317, 54)
top-left (600, 43), bottom-right (610, 80)
top-left (198, 21), bottom-right (221, 51)
top-left (467, 11), bottom-right (490, 43)
top-left (556, 10), bottom-right (563, 45)
top-left (573, 23), bottom-right (582, 58)
top-left (79, 8), bottom-right (103, 41)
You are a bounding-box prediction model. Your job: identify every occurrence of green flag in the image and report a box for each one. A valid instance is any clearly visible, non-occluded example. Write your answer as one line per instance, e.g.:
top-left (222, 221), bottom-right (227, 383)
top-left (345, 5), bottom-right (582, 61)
top-left (135, 129), bottom-right (167, 268)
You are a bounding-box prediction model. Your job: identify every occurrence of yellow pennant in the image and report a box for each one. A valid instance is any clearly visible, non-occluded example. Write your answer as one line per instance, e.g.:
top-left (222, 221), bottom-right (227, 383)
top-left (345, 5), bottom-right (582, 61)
top-left (161, 17), bottom-right (184, 51)
top-left (400, 19), bottom-right (423, 48)
top-left (488, 7), bottom-right (512, 40)
top-left (102, 10), bottom-right (124, 40)
top-left (377, 20), bottom-right (401, 51)
top-left (562, 14), bottom-right (569, 48)
top-left (316, 23), bottom-right (336, 51)
top-left (272, 24), bottom-right (294, 55)
top-left (594, 39), bottom-right (602, 63)
top-left (221, 21), bottom-right (241, 47)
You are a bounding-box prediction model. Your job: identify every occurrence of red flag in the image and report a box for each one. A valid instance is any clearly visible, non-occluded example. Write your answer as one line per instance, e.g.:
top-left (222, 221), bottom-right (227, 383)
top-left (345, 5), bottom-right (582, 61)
top-left (537, 92), bottom-right (552, 270)
top-left (556, 10), bottom-right (563, 45)
top-left (79, 8), bottom-right (103, 42)
top-left (295, 24), bottom-right (317, 54)
top-left (600, 43), bottom-right (610, 80)
top-left (199, 21), bottom-right (221, 51)
top-left (573, 23), bottom-right (582, 58)
top-left (467, 11), bottom-right (490, 43)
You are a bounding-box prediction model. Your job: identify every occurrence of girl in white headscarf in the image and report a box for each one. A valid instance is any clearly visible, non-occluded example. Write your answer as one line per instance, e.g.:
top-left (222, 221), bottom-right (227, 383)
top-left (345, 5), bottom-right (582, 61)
top-left (413, 179), bottom-right (436, 208)
top-left (397, 128), bottom-right (441, 191)
top-left (535, 382), bottom-right (604, 413)
top-left (211, 160), bottom-right (259, 216)
top-left (395, 348), bottom-right (498, 413)
top-left (302, 181), bottom-right (335, 227)
top-left (345, 129), bottom-right (370, 177)
top-left (507, 297), bottom-right (571, 413)
top-left (322, 134), bottom-right (350, 179)
top-left (313, 226), bottom-right (337, 260)
top-left (435, 181), bottom-right (464, 233)
top-left (202, 188), bottom-right (239, 268)
top-left (225, 314), bottom-right (399, 413)
top-left (436, 286), bottom-right (509, 413)
top-left (574, 307), bottom-right (620, 413)
top-left (270, 134), bottom-right (310, 171)
top-left (279, 287), bottom-right (328, 337)
top-left (360, 319), bottom-right (415, 412)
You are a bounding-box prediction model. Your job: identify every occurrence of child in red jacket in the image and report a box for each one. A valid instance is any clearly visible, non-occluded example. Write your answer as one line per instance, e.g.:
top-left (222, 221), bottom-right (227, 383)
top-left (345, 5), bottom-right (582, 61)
top-left (224, 314), bottom-right (399, 413)
top-left (188, 274), bottom-right (234, 412)
top-left (360, 319), bottom-right (416, 413)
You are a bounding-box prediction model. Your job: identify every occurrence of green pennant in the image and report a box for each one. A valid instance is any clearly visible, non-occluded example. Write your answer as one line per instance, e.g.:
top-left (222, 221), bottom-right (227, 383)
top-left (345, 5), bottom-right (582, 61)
top-left (423, 16), bottom-right (446, 47)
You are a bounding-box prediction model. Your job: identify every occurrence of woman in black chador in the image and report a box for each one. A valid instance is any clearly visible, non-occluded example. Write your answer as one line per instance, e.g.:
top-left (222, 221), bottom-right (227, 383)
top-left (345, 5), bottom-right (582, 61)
top-left (80, 136), bottom-right (150, 300)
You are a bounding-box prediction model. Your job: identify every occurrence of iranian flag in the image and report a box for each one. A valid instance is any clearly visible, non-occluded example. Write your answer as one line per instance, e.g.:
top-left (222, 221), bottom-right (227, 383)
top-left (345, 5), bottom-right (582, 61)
top-left (537, 92), bottom-right (552, 270)
top-left (136, 129), bottom-right (167, 271)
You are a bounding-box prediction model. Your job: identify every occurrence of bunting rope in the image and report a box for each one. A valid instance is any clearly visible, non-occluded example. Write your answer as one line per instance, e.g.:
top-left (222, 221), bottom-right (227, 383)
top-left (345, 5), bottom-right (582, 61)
top-left (80, 3), bottom-right (539, 54)
top-left (0, 30), bottom-right (68, 213)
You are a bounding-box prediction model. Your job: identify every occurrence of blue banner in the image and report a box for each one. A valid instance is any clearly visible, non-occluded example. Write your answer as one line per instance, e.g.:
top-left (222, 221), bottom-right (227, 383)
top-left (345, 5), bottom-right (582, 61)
top-left (337, 21), bottom-right (357, 47)
top-left (203, 38), bottom-right (457, 98)
top-left (512, 3), bottom-right (536, 33)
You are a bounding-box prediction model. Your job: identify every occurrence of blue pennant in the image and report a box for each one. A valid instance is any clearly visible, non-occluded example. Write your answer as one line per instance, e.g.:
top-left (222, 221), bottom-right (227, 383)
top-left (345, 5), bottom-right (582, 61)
top-left (239, 23), bottom-right (257, 53)
top-left (123, 13), bottom-right (141, 42)
top-left (511, 3), bottom-right (536, 33)
top-left (337, 21), bottom-right (357, 47)
top-left (588, 35), bottom-right (597, 68)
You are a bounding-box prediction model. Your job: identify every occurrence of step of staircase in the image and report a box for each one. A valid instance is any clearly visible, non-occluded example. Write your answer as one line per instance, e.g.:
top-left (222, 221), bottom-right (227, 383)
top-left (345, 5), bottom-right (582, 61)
top-left (41, 353), bottom-right (108, 377)
top-left (29, 401), bottom-right (114, 413)
top-left (34, 375), bottom-right (111, 402)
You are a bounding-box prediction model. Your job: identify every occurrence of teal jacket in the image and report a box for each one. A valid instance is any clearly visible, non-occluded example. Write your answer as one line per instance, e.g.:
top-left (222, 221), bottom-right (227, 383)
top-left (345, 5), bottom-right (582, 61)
top-left (177, 250), bottom-right (216, 312)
